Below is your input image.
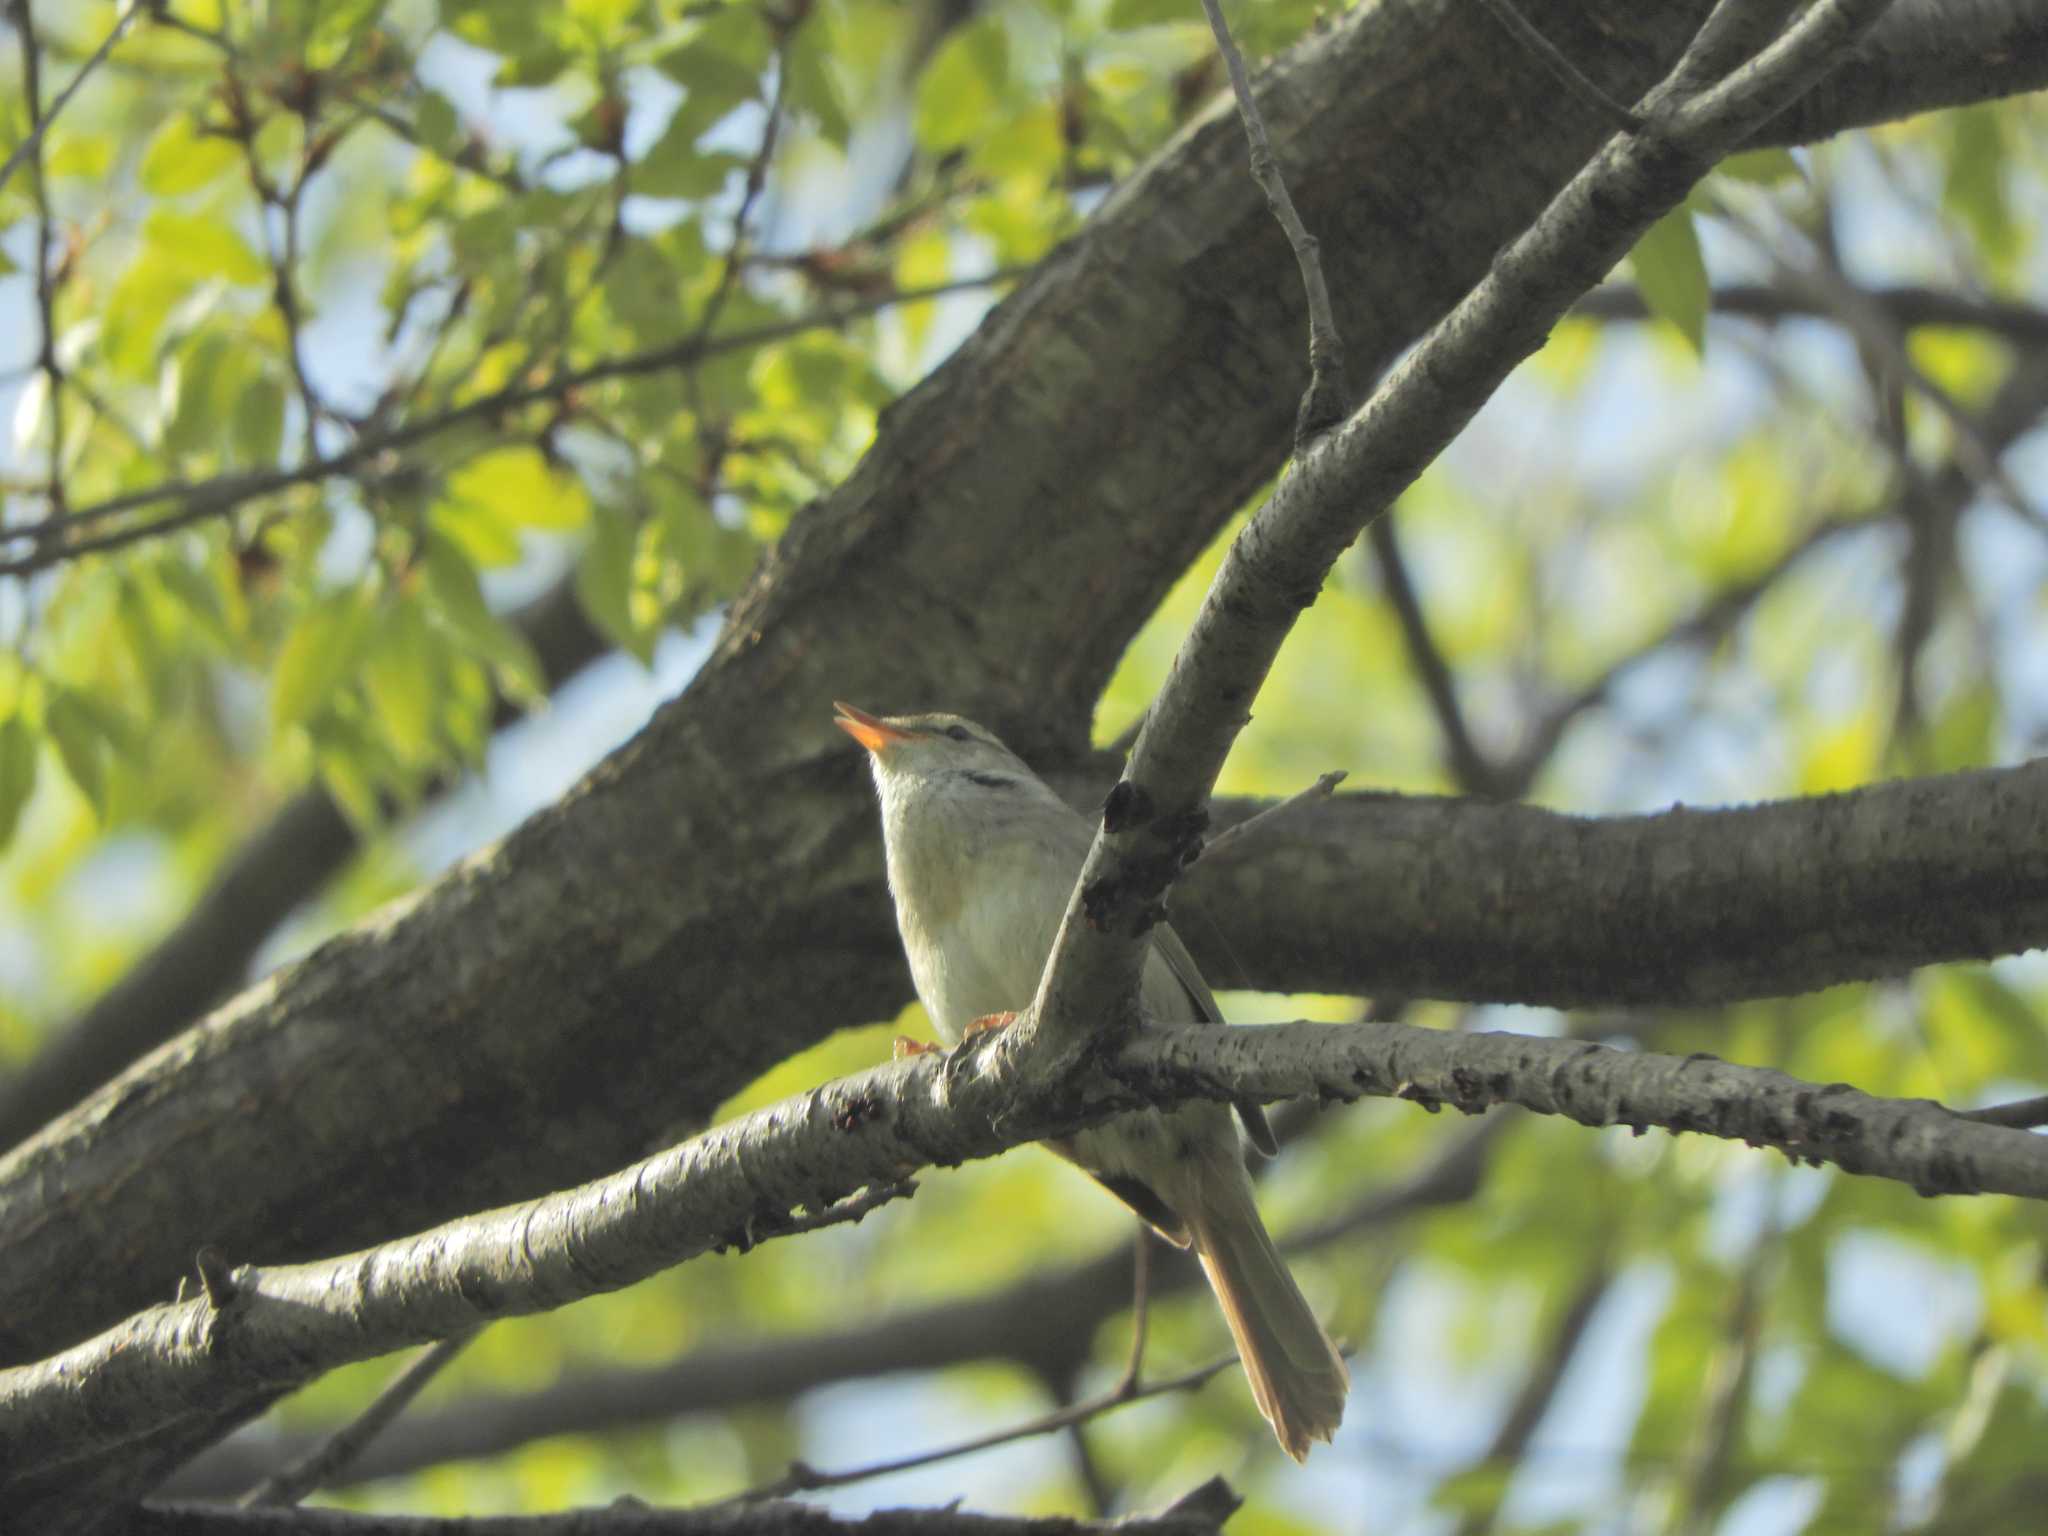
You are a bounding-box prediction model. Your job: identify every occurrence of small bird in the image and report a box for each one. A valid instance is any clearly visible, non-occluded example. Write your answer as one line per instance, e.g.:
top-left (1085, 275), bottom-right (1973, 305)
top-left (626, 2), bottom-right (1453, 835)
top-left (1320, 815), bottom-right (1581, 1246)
top-left (835, 702), bottom-right (1348, 1459)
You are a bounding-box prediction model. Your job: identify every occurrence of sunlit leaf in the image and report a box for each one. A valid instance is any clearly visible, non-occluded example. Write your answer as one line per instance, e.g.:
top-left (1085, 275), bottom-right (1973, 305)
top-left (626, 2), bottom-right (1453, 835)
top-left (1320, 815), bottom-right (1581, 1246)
top-left (916, 16), bottom-right (1010, 151)
top-left (1630, 206), bottom-right (1709, 354)
top-left (575, 503), bottom-right (646, 663)
top-left (0, 716), bottom-right (38, 849)
top-left (43, 691), bottom-right (109, 818)
top-left (446, 446), bottom-right (592, 534)
top-left (272, 589), bottom-right (374, 729)
top-left (421, 536), bottom-right (547, 705)
top-left (144, 210), bottom-right (269, 288)
top-left (140, 114), bottom-right (242, 196)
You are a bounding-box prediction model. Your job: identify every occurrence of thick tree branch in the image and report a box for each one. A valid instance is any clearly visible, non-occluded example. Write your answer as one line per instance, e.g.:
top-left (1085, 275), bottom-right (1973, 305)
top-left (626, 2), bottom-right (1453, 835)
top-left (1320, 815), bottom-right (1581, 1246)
top-left (1176, 752), bottom-right (2048, 1012)
top-left (1750, 0), bottom-right (2048, 147)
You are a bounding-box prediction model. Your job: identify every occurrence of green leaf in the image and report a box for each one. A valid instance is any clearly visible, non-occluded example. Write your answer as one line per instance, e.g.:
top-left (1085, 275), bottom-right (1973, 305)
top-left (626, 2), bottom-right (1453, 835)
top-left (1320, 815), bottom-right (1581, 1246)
top-left (421, 537), bottom-right (548, 705)
top-left (44, 691), bottom-right (108, 818)
top-left (1717, 147), bottom-right (1801, 186)
top-left (361, 599), bottom-right (441, 766)
top-left (272, 590), bottom-right (374, 729)
top-left (144, 210), bottom-right (269, 288)
top-left (1107, 0), bottom-right (1194, 26)
top-left (1944, 105), bottom-right (2018, 272)
top-left (233, 374), bottom-right (286, 467)
top-left (1630, 206), bottom-right (1708, 355)
top-left (140, 114), bottom-right (242, 196)
top-left (446, 445), bottom-right (591, 533)
top-left (0, 716), bottom-right (38, 849)
top-left (916, 17), bottom-right (1010, 151)
top-left (46, 130), bottom-right (114, 180)
top-left (575, 503), bottom-right (648, 663)
top-left (154, 558), bottom-right (237, 652)
top-left (632, 145), bottom-right (746, 201)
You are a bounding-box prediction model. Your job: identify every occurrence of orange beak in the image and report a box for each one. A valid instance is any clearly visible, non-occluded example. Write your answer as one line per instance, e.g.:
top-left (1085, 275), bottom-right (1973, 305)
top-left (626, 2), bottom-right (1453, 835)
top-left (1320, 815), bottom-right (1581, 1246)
top-left (833, 701), bottom-right (913, 755)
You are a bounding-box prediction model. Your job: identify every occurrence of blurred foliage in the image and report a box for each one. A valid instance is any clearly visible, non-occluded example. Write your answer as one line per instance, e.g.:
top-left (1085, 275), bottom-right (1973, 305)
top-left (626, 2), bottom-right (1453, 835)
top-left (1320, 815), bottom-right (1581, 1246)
top-left (4, 1), bottom-right (2048, 1532)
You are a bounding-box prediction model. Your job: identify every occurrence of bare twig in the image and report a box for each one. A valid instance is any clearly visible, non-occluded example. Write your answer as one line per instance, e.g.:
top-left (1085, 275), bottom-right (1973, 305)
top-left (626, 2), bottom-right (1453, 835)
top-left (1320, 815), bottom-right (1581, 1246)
top-left (1475, 0), bottom-right (1647, 133)
top-left (0, 2), bottom-right (145, 197)
top-left (1957, 1095), bottom-right (2048, 1131)
top-left (1369, 514), bottom-right (1501, 795)
top-left (1573, 282), bottom-right (2048, 344)
top-left (1199, 771), bottom-right (1346, 862)
top-left (0, 271), bottom-right (1021, 575)
top-left (715, 1352), bottom-right (1240, 1508)
top-left (1196, 0), bottom-right (1347, 441)
top-left (241, 1333), bottom-right (476, 1508)
top-left (1455, 1254), bottom-right (1614, 1536)
top-left (131, 1499), bottom-right (1238, 1536)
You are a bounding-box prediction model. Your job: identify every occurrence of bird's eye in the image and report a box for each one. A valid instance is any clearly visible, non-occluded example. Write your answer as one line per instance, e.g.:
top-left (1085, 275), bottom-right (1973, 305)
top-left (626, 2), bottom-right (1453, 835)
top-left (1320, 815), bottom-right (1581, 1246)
top-left (945, 725), bottom-right (972, 742)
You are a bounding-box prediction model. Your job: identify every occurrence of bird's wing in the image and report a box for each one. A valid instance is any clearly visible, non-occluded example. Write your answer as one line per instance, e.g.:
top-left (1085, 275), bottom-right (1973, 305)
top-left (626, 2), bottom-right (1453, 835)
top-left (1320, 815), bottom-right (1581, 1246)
top-left (1152, 920), bottom-right (1280, 1158)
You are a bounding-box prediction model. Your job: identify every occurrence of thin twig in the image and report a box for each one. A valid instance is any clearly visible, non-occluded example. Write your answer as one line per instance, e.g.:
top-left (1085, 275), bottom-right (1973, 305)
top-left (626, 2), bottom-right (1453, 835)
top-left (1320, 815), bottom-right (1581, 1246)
top-left (713, 1352), bottom-right (1241, 1508)
top-left (240, 1332), bottom-right (477, 1508)
top-left (0, 271), bottom-right (1024, 575)
top-left (0, 1), bottom-right (146, 197)
top-left (1369, 515), bottom-right (1501, 796)
top-left (1120, 1228), bottom-right (1152, 1390)
top-left (1957, 1095), bottom-right (2048, 1130)
top-left (1202, 771), bottom-right (1346, 862)
top-left (1196, 0), bottom-right (1348, 442)
top-left (1455, 1253), bottom-right (1614, 1536)
top-left (10, 0), bottom-right (67, 510)
top-left (1573, 282), bottom-right (2048, 344)
top-left (1475, 0), bottom-right (1647, 133)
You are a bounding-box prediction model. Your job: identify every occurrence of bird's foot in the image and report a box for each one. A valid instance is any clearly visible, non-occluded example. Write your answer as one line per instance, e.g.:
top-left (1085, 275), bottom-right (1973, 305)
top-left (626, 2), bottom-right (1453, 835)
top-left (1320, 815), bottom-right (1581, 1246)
top-left (893, 1035), bottom-right (940, 1060)
top-left (963, 1010), bottom-right (1018, 1039)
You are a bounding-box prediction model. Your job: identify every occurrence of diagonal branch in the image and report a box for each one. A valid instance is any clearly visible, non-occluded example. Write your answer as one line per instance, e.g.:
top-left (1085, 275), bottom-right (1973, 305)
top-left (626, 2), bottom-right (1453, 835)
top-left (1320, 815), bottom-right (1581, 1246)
top-left (164, 1118), bottom-right (1501, 1499)
top-left (1027, 0), bottom-right (1902, 1055)
top-left (0, 2), bottom-right (145, 197)
top-left (11, 1003), bottom-right (2048, 1528)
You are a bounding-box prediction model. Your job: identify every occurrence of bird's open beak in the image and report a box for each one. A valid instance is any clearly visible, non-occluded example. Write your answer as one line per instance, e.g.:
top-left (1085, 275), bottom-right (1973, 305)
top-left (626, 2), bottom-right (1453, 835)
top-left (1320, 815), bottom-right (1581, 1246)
top-left (833, 701), bottom-right (912, 755)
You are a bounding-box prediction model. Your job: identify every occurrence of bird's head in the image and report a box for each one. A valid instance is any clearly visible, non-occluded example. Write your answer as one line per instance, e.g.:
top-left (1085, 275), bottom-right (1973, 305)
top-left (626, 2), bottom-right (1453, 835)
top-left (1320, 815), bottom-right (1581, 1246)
top-left (832, 702), bottom-right (1033, 791)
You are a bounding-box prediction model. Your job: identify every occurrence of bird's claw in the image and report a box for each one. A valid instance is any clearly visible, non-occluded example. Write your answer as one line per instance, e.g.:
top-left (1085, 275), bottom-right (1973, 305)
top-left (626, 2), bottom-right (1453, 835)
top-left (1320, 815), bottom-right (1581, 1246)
top-left (893, 1035), bottom-right (939, 1060)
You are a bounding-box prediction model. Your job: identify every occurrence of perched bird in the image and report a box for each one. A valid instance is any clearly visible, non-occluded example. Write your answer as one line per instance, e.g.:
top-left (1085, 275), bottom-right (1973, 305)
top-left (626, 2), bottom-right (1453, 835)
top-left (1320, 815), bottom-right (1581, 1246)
top-left (834, 702), bottom-right (1348, 1459)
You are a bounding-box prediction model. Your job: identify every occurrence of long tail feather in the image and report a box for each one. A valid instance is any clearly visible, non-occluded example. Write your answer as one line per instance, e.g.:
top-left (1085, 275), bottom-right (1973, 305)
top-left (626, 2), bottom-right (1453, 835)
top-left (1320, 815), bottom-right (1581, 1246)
top-left (1184, 1178), bottom-right (1349, 1460)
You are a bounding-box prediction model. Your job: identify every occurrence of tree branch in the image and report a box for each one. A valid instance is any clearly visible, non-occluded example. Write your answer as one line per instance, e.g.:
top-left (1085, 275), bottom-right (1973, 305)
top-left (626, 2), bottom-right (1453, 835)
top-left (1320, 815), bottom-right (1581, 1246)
top-left (1177, 758), bottom-right (2048, 1009)
top-left (1573, 282), bottom-right (2048, 344)
top-left (166, 1120), bottom-right (1501, 1499)
top-left (9, 1005), bottom-right (2047, 1527)
top-left (0, 2), bottom-right (144, 197)
top-left (0, 273), bottom-right (1019, 575)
